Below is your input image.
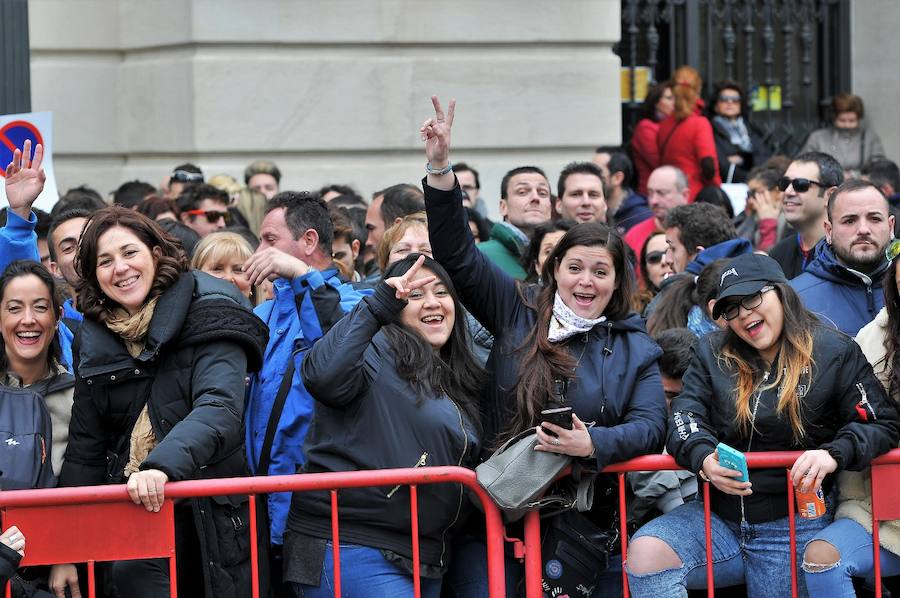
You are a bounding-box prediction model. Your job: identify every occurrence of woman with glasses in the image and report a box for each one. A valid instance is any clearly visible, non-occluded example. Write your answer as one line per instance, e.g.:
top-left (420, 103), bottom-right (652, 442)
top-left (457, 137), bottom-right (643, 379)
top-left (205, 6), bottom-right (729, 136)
top-left (803, 240), bottom-right (900, 596)
top-left (707, 81), bottom-right (770, 184)
top-left (637, 232), bottom-right (674, 312)
top-left (627, 253), bottom-right (900, 597)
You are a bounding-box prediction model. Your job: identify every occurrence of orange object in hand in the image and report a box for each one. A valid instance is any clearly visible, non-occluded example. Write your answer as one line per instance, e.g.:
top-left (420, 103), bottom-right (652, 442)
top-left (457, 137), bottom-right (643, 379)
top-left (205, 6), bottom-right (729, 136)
top-left (796, 487), bottom-right (826, 519)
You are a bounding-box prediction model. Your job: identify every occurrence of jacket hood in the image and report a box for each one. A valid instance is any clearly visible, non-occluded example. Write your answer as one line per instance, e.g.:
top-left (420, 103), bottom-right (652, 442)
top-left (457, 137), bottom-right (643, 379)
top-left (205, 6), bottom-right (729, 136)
top-left (684, 238), bottom-right (754, 275)
top-left (609, 312), bottom-right (652, 334)
top-left (614, 192), bottom-right (653, 229)
top-left (805, 239), bottom-right (889, 287)
top-left (489, 221), bottom-right (528, 257)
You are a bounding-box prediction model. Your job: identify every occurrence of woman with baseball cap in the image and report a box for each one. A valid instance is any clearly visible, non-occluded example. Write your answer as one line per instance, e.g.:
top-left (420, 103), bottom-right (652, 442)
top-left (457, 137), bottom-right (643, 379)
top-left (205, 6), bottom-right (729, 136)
top-left (627, 253), bottom-right (900, 597)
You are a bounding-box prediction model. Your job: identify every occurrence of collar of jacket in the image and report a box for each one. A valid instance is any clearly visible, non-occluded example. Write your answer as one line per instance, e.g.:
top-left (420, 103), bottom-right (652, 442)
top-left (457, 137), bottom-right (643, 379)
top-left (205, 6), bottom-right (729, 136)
top-left (806, 239), bottom-right (890, 287)
top-left (489, 221), bottom-right (529, 257)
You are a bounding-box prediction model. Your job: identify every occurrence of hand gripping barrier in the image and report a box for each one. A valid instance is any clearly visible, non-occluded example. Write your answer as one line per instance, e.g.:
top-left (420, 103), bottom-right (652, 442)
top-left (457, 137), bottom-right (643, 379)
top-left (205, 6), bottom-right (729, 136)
top-left (3, 450), bottom-right (900, 598)
top-left (0, 467), bottom-right (508, 598)
top-left (517, 449), bottom-right (900, 598)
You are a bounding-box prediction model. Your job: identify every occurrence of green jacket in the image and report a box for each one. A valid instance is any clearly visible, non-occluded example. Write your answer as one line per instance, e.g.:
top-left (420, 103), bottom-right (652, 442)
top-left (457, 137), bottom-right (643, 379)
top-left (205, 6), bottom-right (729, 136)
top-left (478, 222), bottom-right (528, 280)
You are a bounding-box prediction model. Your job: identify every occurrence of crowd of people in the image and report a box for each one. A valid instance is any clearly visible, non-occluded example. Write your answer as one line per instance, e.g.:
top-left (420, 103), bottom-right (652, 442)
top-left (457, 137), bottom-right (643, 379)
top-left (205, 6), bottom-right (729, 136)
top-left (0, 79), bottom-right (898, 598)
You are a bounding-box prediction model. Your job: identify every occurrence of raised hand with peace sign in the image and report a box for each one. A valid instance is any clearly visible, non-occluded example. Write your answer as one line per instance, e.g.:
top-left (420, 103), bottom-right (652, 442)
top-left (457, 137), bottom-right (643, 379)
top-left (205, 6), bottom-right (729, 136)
top-left (383, 254), bottom-right (436, 300)
top-left (421, 96), bottom-right (456, 191)
top-left (4, 140), bottom-right (46, 220)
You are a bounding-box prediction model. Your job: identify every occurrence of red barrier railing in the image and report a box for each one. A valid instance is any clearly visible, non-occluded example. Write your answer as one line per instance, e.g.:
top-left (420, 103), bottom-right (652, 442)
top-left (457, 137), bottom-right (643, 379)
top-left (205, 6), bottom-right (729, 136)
top-left (4, 449), bottom-right (900, 598)
top-left (0, 467), bottom-right (508, 598)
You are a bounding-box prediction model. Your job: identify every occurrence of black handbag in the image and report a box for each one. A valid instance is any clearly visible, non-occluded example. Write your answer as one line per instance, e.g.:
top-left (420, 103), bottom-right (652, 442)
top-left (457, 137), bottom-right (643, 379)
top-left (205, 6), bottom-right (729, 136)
top-left (540, 508), bottom-right (618, 597)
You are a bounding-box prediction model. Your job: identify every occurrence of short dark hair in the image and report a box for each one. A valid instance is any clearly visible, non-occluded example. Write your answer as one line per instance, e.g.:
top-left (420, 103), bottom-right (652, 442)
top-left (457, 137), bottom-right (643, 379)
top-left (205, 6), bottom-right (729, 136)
top-left (47, 208), bottom-right (92, 262)
top-left (51, 185), bottom-right (106, 218)
top-left (34, 208), bottom-right (52, 241)
top-left (328, 193), bottom-right (368, 210)
top-left (708, 80), bottom-right (749, 118)
top-left (171, 163), bottom-right (203, 178)
top-left (862, 158), bottom-right (900, 194)
top-left (665, 203), bottom-right (737, 255)
top-left (832, 92), bottom-right (865, 119)
top-left (826, 179), bottom-right (889, 221)
top-left (747, 163), bottom-right (785, 190)
top-left (653, 328), bottom-right (697, 379)
top-left (453, 163), bottom-right (481, 190)
top-left (639, 81), bottom-right (672, 120)
top-left (375, 184), bottom-right (425, 224)
top-left (175, 183), bottom-right (230, 214)
top-left (500, 166), bottom-right (548, 200)
top-left (557, 162), bottom-right (605, 199)
top-left (113, 180), bottom-right (157, 209)
top-left (694, 185), bottom-right (735, 219)
top-left (792, 152), bottom-right (844, 190)
top-left (318, 184), bottom-right (365, 205)
top-left (136, 195), bottom-right (178, 220)
top-left (606, 152), bottom-right (634, 186)
top-left (266, 191), bottom-right (333, 254)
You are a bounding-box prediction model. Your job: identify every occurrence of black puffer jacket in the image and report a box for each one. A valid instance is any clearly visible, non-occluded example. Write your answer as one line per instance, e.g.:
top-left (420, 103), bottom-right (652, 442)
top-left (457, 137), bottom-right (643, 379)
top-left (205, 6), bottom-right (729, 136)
top-left (59, 271), bottom-right (268, 598)
top-left (669, 324), bottom-right (900, 523)
top-left (287, 283), bottom-right (480, 569)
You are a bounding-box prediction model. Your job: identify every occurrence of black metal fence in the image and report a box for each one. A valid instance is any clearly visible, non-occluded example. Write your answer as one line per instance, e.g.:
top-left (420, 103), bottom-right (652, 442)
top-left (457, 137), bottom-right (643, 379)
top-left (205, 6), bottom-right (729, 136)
top-left (618, 0), bottom-right (851, 157)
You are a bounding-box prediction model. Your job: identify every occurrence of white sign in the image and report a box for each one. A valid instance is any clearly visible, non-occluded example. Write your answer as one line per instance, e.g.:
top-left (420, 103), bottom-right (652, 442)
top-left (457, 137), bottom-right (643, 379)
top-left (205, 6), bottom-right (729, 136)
top-left (0, 112), bottom-right (60, 213)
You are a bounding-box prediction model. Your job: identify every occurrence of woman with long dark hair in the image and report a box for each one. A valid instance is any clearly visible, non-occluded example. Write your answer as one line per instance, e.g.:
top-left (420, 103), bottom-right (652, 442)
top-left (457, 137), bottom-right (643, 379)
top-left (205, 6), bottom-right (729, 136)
top-left (284, 254), bottom-right (483, 597)
top-left (420, 96), bottom-right (667, 596)
top-left (631, 81), bottom-right (675, 196)
top-left (627, 253), bottom-right (900, 597)
top-left (803, 243), bottom-right (900, 595)
top-left (646, 259), bottom-right (727, 337)
top-left (50, 206), bottom-right (268, 598)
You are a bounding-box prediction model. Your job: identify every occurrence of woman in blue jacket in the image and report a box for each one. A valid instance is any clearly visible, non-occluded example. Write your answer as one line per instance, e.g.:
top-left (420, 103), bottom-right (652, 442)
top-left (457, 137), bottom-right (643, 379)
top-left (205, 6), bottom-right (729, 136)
top-left (420, 97), bottom-right (668, 596)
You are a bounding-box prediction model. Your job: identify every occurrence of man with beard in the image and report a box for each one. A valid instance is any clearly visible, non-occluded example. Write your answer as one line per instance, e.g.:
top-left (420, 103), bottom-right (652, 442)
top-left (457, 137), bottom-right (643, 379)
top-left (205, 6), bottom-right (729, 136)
top-left (791, 179), bottom-right (894, 336)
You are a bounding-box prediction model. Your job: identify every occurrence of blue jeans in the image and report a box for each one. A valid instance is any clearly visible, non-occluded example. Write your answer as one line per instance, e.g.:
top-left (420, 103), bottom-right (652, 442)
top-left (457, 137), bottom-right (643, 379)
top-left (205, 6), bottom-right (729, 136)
top-left (291, 543), bottom-right (441, 598)
top-left (627, 500), bottom-right (832, 598)
top-left (442, 534), bottom-right (623, 597)
top-left (803, 517), bottom-right (900, 596)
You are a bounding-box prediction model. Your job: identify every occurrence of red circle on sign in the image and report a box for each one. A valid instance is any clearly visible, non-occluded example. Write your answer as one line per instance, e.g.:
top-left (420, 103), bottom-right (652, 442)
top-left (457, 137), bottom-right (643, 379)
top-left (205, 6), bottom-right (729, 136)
top-left (0, 120), bottom-right (45, 179)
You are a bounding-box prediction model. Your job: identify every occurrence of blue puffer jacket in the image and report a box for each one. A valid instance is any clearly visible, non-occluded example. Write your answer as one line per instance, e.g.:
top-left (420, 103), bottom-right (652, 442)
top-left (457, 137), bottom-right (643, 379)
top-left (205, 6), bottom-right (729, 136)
top-left (790, 240), bottom-right (888, 337)
top-left (424, 179), bottom-right (667, 467)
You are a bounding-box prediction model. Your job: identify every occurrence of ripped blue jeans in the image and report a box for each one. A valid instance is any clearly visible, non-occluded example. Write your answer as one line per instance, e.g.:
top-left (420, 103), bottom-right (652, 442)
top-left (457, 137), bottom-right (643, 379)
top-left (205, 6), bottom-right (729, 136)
top-left (803, 517), bottom-right (900, 597)
top-left (626, 500), bottom-right (832, 598)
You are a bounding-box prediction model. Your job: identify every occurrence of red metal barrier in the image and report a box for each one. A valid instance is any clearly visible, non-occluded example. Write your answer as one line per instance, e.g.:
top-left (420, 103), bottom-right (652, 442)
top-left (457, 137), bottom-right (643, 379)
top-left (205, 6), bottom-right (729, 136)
top-left (0, 467), bottom-right (507, 598)
top-left (4, 450), bottom-right (900, 598)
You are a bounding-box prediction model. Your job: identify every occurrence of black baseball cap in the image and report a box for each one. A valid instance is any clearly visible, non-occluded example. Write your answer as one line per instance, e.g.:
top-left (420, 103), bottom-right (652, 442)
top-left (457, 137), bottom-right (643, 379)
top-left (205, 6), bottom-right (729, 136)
top-left (712, 253), bottom-right (788, 319)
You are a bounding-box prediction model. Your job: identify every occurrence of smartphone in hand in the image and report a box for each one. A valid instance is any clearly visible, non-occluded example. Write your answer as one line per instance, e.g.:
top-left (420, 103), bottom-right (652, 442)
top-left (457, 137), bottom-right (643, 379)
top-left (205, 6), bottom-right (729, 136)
top-left (716, 442), bottom-right (750, 482)
top-left (541, 406), bottom-right (573, 436)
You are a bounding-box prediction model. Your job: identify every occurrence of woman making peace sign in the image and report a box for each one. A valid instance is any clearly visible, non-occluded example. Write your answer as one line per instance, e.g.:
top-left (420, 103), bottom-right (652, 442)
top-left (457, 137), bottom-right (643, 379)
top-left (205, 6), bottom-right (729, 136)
top-left (283, 254), bottom-right (484, 597)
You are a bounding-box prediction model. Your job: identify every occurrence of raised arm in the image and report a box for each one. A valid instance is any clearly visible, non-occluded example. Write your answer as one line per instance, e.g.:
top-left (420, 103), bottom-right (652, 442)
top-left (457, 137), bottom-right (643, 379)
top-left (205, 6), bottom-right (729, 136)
top-left (1, 140), bottom-right (44, 268)
top-left (420, 96), bottom-right (521, 334)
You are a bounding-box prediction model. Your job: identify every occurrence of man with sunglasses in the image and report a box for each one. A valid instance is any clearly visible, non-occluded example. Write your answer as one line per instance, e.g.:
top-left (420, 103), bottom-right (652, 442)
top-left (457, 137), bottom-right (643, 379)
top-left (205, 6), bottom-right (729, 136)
top-left (790, 179), bottom-right (894, 337)
top-left (165, 162), bottom-right (204, 200)
top-left (176, 183), bottom-right (232, 238)
top-left (768, 152), bottom-right (843, 278)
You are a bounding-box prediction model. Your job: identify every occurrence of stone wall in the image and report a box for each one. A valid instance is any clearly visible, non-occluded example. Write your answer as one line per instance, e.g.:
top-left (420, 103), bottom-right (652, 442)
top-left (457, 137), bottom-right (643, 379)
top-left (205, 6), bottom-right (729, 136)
top-left (29, 0), bottom-right (623, 218)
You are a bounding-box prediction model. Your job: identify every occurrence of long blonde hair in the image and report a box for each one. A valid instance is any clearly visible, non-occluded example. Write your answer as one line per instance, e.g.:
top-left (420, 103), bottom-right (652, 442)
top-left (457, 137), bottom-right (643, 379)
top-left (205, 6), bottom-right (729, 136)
top-left (717, 283), bottom-right (816, 442)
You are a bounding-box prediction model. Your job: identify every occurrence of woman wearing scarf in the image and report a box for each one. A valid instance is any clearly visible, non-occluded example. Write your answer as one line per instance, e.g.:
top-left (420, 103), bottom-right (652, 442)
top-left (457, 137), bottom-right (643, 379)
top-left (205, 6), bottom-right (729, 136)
top-left (420, 96), bottom-right (667, 596)
top-left (50, 206), bottom-right (268, 598)
top-left (708, 80), bottom-right (770, 184)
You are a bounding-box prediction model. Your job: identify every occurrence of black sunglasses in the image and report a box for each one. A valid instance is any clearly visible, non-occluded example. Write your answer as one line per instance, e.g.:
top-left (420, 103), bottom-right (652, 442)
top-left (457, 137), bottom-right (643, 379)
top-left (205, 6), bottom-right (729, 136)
top-left (645, 250), bottom-right (665, 265)
top-left (777, 177), bottom-right (824, 193)
top-left (185, 208), bottom-right (231, 224)
top-left (720, 285), bottom-right (775, 321)
top-left (171, 169), bottom-right (204, 183)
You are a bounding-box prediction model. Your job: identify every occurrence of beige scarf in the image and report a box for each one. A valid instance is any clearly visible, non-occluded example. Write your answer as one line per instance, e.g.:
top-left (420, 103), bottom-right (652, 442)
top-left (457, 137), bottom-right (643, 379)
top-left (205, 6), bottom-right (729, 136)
top-left (103, 298), bottom-right (162, 478)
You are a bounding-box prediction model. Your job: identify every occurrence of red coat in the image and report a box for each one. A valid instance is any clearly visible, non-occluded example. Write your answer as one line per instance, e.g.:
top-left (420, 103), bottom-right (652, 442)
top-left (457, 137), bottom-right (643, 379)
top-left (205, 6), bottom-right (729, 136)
top-left (657, 107), bottom-right (721, 200)
top-left (631, 118), bottom-right (660, 197)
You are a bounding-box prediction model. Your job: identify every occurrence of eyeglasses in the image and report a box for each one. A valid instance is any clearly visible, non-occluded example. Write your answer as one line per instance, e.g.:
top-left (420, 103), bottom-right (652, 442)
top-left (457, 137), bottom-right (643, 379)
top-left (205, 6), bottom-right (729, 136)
top-left (778, 177), bottom-right (824, 193)
top-left (645, 250), bottom-right (665, 265)
top-left (171, 169), bottom-right (204, 183)
top-left (720, 285), bottom-right (775, 321)
top-left (184, 209), bottom-right (231, 224)
top-left (718, 95), bottom-right (742, 103)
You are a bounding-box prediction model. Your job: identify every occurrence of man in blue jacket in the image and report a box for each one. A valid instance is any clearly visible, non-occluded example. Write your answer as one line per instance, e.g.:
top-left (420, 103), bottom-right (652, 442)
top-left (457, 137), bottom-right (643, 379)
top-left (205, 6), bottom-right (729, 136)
top-left (243, 192), bottom-right (371, 569)
top-left (791, 179), bottom-right (894, 337)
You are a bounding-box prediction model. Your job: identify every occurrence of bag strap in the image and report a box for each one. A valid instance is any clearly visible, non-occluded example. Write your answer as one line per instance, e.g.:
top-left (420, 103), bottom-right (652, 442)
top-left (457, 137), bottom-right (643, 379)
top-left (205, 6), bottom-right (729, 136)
top-left (493, 428), bottom-right (537, 456)
top-left (257, 347), bottom-right (303, 476)
top-left (658, 118), bottom-right (685, 158)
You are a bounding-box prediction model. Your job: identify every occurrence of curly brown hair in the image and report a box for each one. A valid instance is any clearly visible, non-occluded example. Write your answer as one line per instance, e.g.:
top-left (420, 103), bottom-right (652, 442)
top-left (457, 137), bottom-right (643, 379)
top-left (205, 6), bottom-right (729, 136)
top-left (75, 206), bottom-right (189, 322)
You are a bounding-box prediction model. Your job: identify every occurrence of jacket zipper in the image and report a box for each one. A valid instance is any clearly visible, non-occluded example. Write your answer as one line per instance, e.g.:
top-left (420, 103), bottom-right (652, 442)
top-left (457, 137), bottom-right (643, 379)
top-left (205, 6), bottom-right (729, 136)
top-left (437, 397), bottom-right (469, 567)
top-left (856, 382), bottom-right (877, 420)
top-left (740, 371), bottom-right (768, 522)
top-left (387, 452), bottom-right (428, 498)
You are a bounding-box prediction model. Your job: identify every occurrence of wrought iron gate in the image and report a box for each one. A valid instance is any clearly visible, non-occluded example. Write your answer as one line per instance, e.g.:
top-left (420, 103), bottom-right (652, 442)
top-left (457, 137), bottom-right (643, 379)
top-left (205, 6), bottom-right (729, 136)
top-left (618, 0), bottom-right (852, 157)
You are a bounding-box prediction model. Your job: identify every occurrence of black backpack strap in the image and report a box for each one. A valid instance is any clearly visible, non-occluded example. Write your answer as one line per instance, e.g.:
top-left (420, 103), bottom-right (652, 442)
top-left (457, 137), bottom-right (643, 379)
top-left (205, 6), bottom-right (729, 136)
top-left (257, 347), bottom-right (304, 476)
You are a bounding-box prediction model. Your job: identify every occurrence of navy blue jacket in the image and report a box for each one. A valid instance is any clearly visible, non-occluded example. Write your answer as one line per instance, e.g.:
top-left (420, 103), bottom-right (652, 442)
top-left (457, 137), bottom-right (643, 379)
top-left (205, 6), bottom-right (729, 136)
top-left (790, 240), bottom-right (888, 337)
top-left (424, 179), bottom-right (667, 468)
top-left (611, 190), bottom-right (653, 236)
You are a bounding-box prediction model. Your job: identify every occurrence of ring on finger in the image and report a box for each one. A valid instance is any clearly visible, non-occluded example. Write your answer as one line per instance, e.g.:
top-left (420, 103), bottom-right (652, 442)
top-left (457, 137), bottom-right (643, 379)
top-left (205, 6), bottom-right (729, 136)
top-left (552, 438), bottom-right (561, 446)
